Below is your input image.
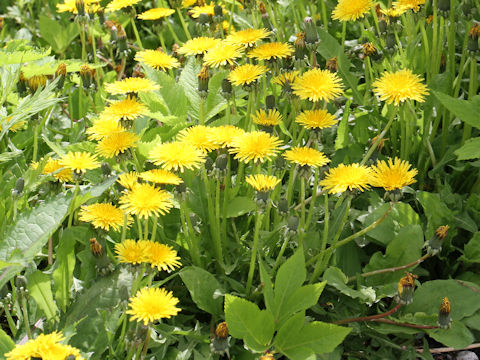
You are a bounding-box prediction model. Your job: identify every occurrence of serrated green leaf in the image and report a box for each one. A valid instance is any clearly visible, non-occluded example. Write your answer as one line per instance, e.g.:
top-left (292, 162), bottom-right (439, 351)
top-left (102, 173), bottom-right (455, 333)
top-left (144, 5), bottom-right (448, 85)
top-left (53, 228), bottom-right (78, 312)
top-left (461, 232), bottom-right (480, 263)
top-left (259, 261), bottom-right (274, 313)
top-left (454, 137), bottom-right (480, 160)
top-left (323, 267), bottom-right (376, 304)
top-left (0, 47), bottom-right (51, 65)
top-left (433, 91), bottom-right (480, 129)
top-left (27, 270), bottom-right (59, 321)
top-left (225, 197), bottom-right (256, 218)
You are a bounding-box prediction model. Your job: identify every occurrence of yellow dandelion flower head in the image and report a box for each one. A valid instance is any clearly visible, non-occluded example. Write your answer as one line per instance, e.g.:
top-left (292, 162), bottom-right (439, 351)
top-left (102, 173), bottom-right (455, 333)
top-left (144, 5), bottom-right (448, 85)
top-left (126, 287), bottom-right (181, 325)
top-left (247, 42), bottom-right (294, 61)
top-left (120, 183), bottom-right (174, 219)
top-left (117, 171), bottom-right (139, 190)
top-left (143, 241), bottom-right (182, 271)
top-left (42, 158), bottom-right (73, 182)
top-left (320, 163), bottom-right (372, 194)
top-left (226, 28), bottom-right (271, 47)
top-left (139, 169), bottom-right (183, 185)
top-left (292, 69), bottom-right (344, 102)
top-left (252, 109), bottom-right (282, 126)
top-left (102, 96), bottom-right (148, 122)
top-left (138, 7), bottom-right (175, 20)
top-left (86, 116), bottom-right (125, 140)
top-left (229, 131), bottom-right (283, 163)
top-left (96, 131), bottom-right (139, 158)
top-left (245, 174), bottom-right (281, 192)
top-left (372, 69), bottom-right (429, 106)
top-left (176, 125), bottom-right (219, 153)
top-left (189, 4), bottom-right (217, 18)
top-left (380, 7), bottom-right (405, 17)
top-left (370, 157), bottom-right (418, 191)
top-left (177, 37), bottom-right (222, 56)
top-left (228, 64), bottom-right (267, 86)
top-left (332, 0), bottom-right (373, 21)
top-left (393, 0), bottom-right (425, 12)
top-left (208, 125), bottom-right (245, 148)
top-left (60, 152), bottom-right (100, 174)
top-left (105, 0), bottom-right (141, 12)
top-left (56, 0), bottom-right (100, 14)
top-left (272, 71), bottom-right (299, 87)
top-left (105, 77), bottom-right (160, 95)
top-left (134, 49), bottom-right (180, 71)
top-left (182, 0), bottom-right (197, 8)
top-left (203, 43), bottom-right (243, 67)
top-left (149, 141), bottom-right (207, 172)
top-left (5, 332), bottom-right (83, 360)
top-left (295, 109), bottom-right (338, 130)
top-left (115, 239), bottom-right (148, 264)
top-left (283, 147), bottom-right (330, 168)
top-left (0, 116), bottom-right (26, 133)
top-left (79, 203), bottom-right (129, 231)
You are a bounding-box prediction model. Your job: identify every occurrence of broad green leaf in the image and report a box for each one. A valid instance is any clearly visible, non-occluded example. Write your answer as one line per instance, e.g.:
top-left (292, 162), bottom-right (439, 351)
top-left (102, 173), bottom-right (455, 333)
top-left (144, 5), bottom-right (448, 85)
top-left (416, 191), bottom-right (454, 238)
top-left (274, 312), bottom-right (313, 360)
top-left (460, 232), bottom-right (480, 263)
top-left (224, 294), bottom-right (274, 352)
top-left (454, 137), bottom-right (480, 160)
top-left (225, 197), bottom-right (256, 218)
top-left (39, 15), bottom-right (79, 53)
top-left (0, 328), bottom-right (14, 360)
top-left (0, 47), bottom-right (51, 65)
top-left (433, 91), bottom-right (480, 129)
top-left (323, 267), bottom-right (376, 305)
top-left (22, 58), bottom-right (104, 78)
top-left (26, 271), bottom-right (59, 321)
top-left (426, 320), bottom-right (474, 349)
top-left (180, 266), bottom-right (223, 317)
top-left (259, 261), bottom-right (274, 313)
top-left (53, 228), bottom-right (78, 312)
top-left (335, 100), bottom-right (351, 150)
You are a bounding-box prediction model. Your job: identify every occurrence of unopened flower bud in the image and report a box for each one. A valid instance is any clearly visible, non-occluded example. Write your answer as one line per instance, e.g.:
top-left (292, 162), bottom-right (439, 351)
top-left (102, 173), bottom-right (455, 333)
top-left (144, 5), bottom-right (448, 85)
top-left (397, 272), bottom-right (417, 304)
top-left (326, 57), bottom-right (338, 72)
top-left (17, 72), bottom-right (27, 95)
top-left (265, 95), bottom-right (275, 110)
top-left (427, 225), bottom-right (449, 254)
top-left (215, 154), bottom-right (228, 172)
top-left (12, 177), bottom-right (25, 197)
top-left (198, 13), bottom-right (210, 26)
top-left (437, 297), bottom-right (451, 328)
top-left (294, 32), bottom-right (306, 60)
top-left (56, 63), bottom-right (67, 90)
top-left (27, 75), bottom-right (47, 93)
top-left (277, 198), bottom-right (289, 215)
top-left (80, 64), bottom-right (95, 90)
top-left (304, 17), bottom-right (319, 45)
top-left (15, 275), bottom-right (28, 290)
top-left (215, 322), bottom-right (229, 339)
top-left (437, 0), bottom-right (450, 14)
top-left (214, 5), bottom-right (223, 18)
top-left (287, 216), bottom-right (299, 233)
top-left (97, 8), bottom-right (105, 25)
top-left (198, 66), bottom-right (210, 98)
top-left (385, 32), bottom-right (396, 50)
top-left (363, 42), bottom-right (377, 57)
top-left (462, 0), bottom-right (475, 18)
top-left (101, 162), bottom-right (111, 176)
top-left (75, 0), bottom-right (86, 17)
top-left (90, 238), bottom-right (103, 257)
top-left (259, 1), bottom-right (267, 14)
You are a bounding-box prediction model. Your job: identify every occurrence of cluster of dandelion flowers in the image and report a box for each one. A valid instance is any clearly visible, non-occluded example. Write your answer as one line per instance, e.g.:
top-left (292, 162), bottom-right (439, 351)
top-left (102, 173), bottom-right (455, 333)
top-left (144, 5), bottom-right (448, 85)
top-left (177, 37), bottom-right (221, 56)
top-left (105, 77), bottom-right (160, 95)
top-left (226, 28), bottom-right (271, 48)
top-left (105, 0), bottom-right (141, 12)
top-left (332, 0), bottom-right (373, 21)
top-left (293, 69), bottom-right (344, 102)
top-left (117, 171), bottom-right (139, 190)
top-left (203, 43), bottom-right (243, 67)
top-left (208, 125), bottom-right (245, 148)
top-left (60, 151), bottom-right (100, 174)
top-left (372, 69), bottom-right (429, 106)
top-left (246, 174), bottom-right (281, 192)
top-left (127, 287), bottom-right (181, 325)
top-left (393, 0), bottom-right (425, 12)
top-left (140, 169), bottom-right (183, 185)
top-left (295, 109), bottom-right (338, 130)
top-left (86, 116), bottom-right (125, 140)
top-left (177, 125), bottom-right (219, 153)
top-left (252, 109), bottom-right (283, 126)
top-left (5, 332), bottom-right (83, 360)
top-left (229, 131), bottom-right (282, 163)
top-left (149, 141), bottom-right (206, 172)
top-left (96, 131), bottom-right (139, 158)
top-left (115, 239), bottom-right (182, 270)
top-left (42, 158), bottom-right (73, 182)
top-left (56, 0), bottom-right (100, 14)
top-left (120, 183), bottom-right (174, 219)
top-left (283, 147), bottom-right (330, 168)
top-left (320, 163), bottom-right (372, 194)
top-left (134, 49), bottom-right (180, 71)
top-left (248, 42), bottom-right (294, 61)
top-left (189, 3), bottom-right (219, 17)
top-left (228, 64), bottom-right (267, 87)
top-left (370, 157), bottom-right (417, 191)
top-left (79, 203), bottom-right (129, 231)
top-left (138, 7), bottom-right (175, 20)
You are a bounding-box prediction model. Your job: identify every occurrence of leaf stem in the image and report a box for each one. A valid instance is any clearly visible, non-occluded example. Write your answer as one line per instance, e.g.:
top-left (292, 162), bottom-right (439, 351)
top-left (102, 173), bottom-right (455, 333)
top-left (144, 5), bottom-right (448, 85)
top-left (246, 211), bottom-right (263, 295)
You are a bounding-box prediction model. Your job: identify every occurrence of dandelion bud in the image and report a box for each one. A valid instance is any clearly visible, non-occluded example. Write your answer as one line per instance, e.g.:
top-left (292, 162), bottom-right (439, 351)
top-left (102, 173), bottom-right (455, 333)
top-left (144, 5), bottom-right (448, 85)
top-left (214, 5), bottom-right (223, 19)
top-left (15, 275), bottom-right (28, 290)
top-left (294, 32), bottom-right (306, 60)
top-left (259, 1), bottom-right (267, 14)
top-left (326, 57), bottom-right (338, 73)
top-left (80, 64), bottom-right (95, 90)
top-left (304, 17), bottom-right (319, 45)
top-left (215, 154), bottom-right (228, 172)
top-left (215, 322), bottom-right (229, 339)
top-left (75, 0), bottom-right (86, 17)
top-left (277, 198), bottom-right (289, 215)
top-left (176, 182), bottom-right (187, 194)
top-left (287, 215), bottom-right (299, 234)
top-left (462, 0), bottom-right (475, 18)
top-left (55, 62), bottom-right (67, 90)
top-left (221, 78), bottom-right (233, 99)
top-left (468, 24), bottom-right (479, 54)
top-left (427, 225), bottom-right (449, 255)
top-left (97, 8), bottom-right (105, 25)
top-left (101, 162), bottom-right (111, 176)
top-left (198, 13), bottom-right (210, 26)
top-left (12, 177), bottom-right (25, 197)
top-left (90, 238), bottom-right (103, 257)
top-left (198, 66), bottom-right (210, 98)
top-left (437, 0), bottom-right (450, 14)
top-left (27, 75), bottom-right (47, 93)
top-left (261, 11), bottom-right (273, 31)
top-left (274, 155), bottom-right (286, 170)
top-left (363, 42), bottom-right (377, 57)
top-left (265, 95), bottom-right (275, 110)
top-left (105, 20), bottom-right (118, 42)
top-left (437, 297), bottom-right (451, 329)
top-left (397, 272), bottom-right (417, 305)
top-left (378, 19), bottom-right (387, 35)
top-left (117, 26), bottom-right (128, 55)
top-left (256, 190), bottom-right (270, 208)
top-left (17, 72), bottom-right (27, 95)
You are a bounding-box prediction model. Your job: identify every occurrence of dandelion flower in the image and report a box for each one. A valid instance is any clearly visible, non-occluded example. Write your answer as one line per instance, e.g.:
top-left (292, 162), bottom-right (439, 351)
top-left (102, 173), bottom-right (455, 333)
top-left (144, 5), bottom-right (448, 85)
top-left (42, 158), bottom-right (73, 182)
top-left (182, 0), bottom-right (197, 7)
top-left (380, 7), bottom-right (405, 17)
top-left (79, 203), bottom-right (128, 231)
top-left (97, 131), bottom-right (139, 158)
top-left (177, 125), bottom-right (219, 153)
top-left (293, 69), bottom-right (344, 102)
top-left (115, 239), bottom-right (147, 264)
top-left (57, 0), bottom-right (100, 14)
top-left (120, 183), bottom-right (174, 218)
top-left (86, 116), bottom-right (125, 140)
top-left (134, 49), bottom-right (180, 71)
top-left (127, 287), bottom-right (181, 325)
top-left (144, 241), bottom-right (182, 271)
top-left (177, 37), bottom-right (222, 56)
top-left (138, 7), bottom-right (175, 20)
top-left (0, 117), bottom-right (25, 133)
top-left (248, 42), bottom-right (294, 61)
top-left (372, 69), bottom-right (429, 106)
top-left (150, 141), bottom-right (207, 172)
top-left (370, 157), bottom-right (417, 191)
top-left (140, 169), bottom-right (183, 185)
top-left (320, 163), bottom-right (372, 194)
top-left (295, 109), bottom-right (338, 130)
top-left (332, 0), bottom-right (373, 21)
top-left (393, 0), bottom-right (425, 12)
top-left (252, 109), bottom-right (282, 126)
top-left (283, 147), bottom-right (330, 168)
top-left (60, 152), bottom-right (100, 174)
top-left (105, 77), bottom-right (160, 95)
top-left (228, 64), bottom-right (267, 86)
top-left (226, 28), bottom-right (271, 48)
top-left (117, 171), bottom-right (139, 190)
top-left (272, 71), bottom-right (299, 87)
top-left (105, 0), bottom-right (141, 12)
top-left (189, 4), bottom-right (217, 18)
top-left (203, 43), bottom-right (243, 68)
top-left (245, 174), bottom-right (281, 192)
top-left (229, 131), bottom-right (282, 163)
top-left (208, 125), bottom-right (245, 148)
top-left (101, 96), bottom-right (148, 122)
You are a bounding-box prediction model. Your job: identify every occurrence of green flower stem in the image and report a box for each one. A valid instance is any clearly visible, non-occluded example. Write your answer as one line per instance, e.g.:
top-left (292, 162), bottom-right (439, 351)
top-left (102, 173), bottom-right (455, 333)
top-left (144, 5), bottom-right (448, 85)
top-left (3, 304), bottom-right (17, 337)
top-left (20, 293), bottom-right (32, 339)
top-left (141, 326), bottom-right (152, 359)
top-left (228, 0), bottom-right (235, 33)
top-left (32, 122), bottom-right (39, 163)
top-left (179, 199), bottom-right (201, 267)
top-left (446, 0), bottom-right (456, 79)
top-left (136, 217), bottom-right (143, 240)
top-left (286, 167), bottom-right (297, 206)
top-left (273, 233), bottom-right (291, 272)
top-left (462, 55), bottom-right (478, 143)
top-left (121, 213), bottom-right (129, 243)
top-left (165, 20), bottom-right (181, 45)
top-left (144, 217), bottom-right (149, 241)
top-left (309, 193), bottom-right (329, 283)
top-left (300, 177), bottom-right (306, 230)
top-left (304, 169), bottom-right (319, 232)
top-left (222, 156), bottom-right (231, 241)
top-left (78, 21), bottom-right (87, 61)
top-left (177, 9), bottom-right (191, 40)
top-left (453, 21), bottom-right (472, 97)
top-left (232, 162), bottom-right (245, 197)
top-left (67, 181), bottom-right (80, 228)
top-left (199, 97), bottom-right (205, 125)
top-left (215, 175), bottom-right (223, 249)
top-left (158, 29), bottom-right (167, 52)
top-left (246, 211), bottom-right (264, 295)
top-left (131, 150), bottom-right (142, 172)
top-left (150, 216), bottom-right (158, 242)
top-left (420, 20), bottom-right (431, 81)
top-left (130, 17), bottom-right (144, 50)
top-left (320, 0), bottom-right (328, 31)
top-left (245, 92), bottom-right (254, 131)
top-left (431, 0), bottom-right (439, 77)
top-left (341, 21), bottom-right (347, 52)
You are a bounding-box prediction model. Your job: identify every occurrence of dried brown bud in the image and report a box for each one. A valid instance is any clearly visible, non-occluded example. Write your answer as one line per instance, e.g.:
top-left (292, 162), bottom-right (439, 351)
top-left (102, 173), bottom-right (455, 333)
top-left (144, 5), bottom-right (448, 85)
top-left (363, 42), bottom-right (377, 57)
top-left (56, 63), bottom-right (67, 77)
top-left (397, 272), bottom-right (417, 304)
top-left (438, 297), bottom-right (451, 328)
top-left (215, 322), bottom-right (228, 339)
top-left (326, 57), bottom-right (338, 72)
top-left (27, 75), bottom-right (47, 92)
top-left (469, 23), bottom-right (479, 39)
top-left (259, 1), bottom-right (267, 14)
top-left (90, 238), bottom-right (103, 256)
